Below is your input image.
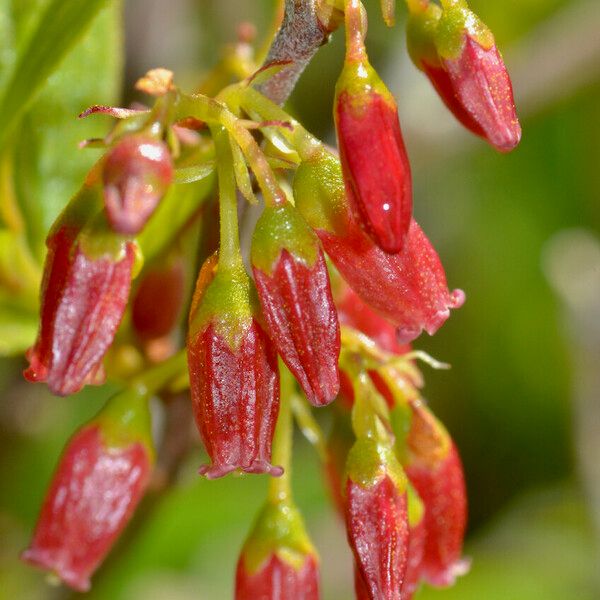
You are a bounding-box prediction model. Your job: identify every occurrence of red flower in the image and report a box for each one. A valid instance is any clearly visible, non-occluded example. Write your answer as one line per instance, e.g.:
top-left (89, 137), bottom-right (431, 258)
top-left (21, 424), bottom-right (151, 592)
top-left (346, 474), bottom-right (409, 600)
top-left (336, 285), bottom-right (411, 355)
top-left (24, 226), bottom-right (135, 396)
top-left (345, 436), bottom-right (409, 600)
top-left (442, 35), bottom-right (521, 152)
top-left (132, 258), bottom-right (185, 341)
top-left (252, 204), bottom-right (340, 407)
top-left (318, 214), bottom-right (464, 343)
top-left (236, 554), bottom-right (319, 600)
top-left (335, 65), bottom-right (412, 254)
top-left (407, 3), bottom-right (520, 152)
top-left (236, 499), bottom-right (320, 600)
top-left (187, 260), bottom-right (281, 478)
top-left (402, 495), bottom-right (427, 599)
top-left (405, 402), bottom-right (469, 586)
top-left (102, 134), bottom-right (173, 234)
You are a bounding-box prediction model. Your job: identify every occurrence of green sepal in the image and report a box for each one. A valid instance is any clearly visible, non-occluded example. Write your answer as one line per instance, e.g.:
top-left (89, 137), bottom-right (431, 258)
top-left (78, 209), bottom-right (133, 263)
top-left (188, 263), bottom-right (256, 350)
top-left (47, 173), bottom-right (104, 240)
top-left (242, 499), bottom-right (318, 575)
top-left (345, 436), bottom-right (407, 492)
top-left (292, 148), bottom-right (348, 235)
top-left (91, 388), bottom-right (155, 460)
top-left (390, 401), bottom-right (413, 463)
top-left (406, 3), bottom-right (443, 69)
top-left (251, 203), bottom-right (319, 275)
top-left (407, 481), bottom-right (425, 527)
top-left (435, 5), bottom-right (494, 60)
top-left (335, 57), bottom-right (396, 118)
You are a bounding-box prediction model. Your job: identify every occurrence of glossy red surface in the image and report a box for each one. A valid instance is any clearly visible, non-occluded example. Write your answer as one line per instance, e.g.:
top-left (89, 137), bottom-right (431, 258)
top-left (254, 248), bottom-right (340, 407)
top-left (21, 426), bottom-right (151, 592)
top-left (336, 91), bottom-right (412, 254)
top-left (24, 229), bottom-right (135, 396)
top-left (319, 217), bottom-right (464, 344)
top-left (346, 476), bottom-right (409, 600)
top-left (235, 554), bottom-right (320, 600)
top-left (188, 321), bottom-right (282, 479)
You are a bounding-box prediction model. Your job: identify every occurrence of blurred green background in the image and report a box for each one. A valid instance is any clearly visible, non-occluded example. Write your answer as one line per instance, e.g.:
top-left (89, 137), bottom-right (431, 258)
top-left (1, 0), bottom-right (599, 598)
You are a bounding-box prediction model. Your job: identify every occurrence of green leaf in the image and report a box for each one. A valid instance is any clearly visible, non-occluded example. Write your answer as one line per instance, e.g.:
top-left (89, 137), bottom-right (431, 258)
top-left (0, 302), bottom-right (38, 355)
top-left (0, 0), bottom-right (114, 151)
top-left (9, 1), bottom-right (123, 259)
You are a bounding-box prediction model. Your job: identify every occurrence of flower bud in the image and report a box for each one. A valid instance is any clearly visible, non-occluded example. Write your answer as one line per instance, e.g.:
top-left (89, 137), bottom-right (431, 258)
top-left (24, 186), bottom-right (136, 396)
top-left (294, 150), bottom-right (464, 343)
top-left (187, 260), bottom-right (281, 478)
top-left (21, 390), bottom-right (153, 591)
top-left (405, 400), bottom-right (468, 587)
top-left (235, 499), bottom-right (319, 600)
top-left (251, 203), bottom-right (340, 407)
top-left (407, 3), bottom-right (520, 152)
top-left (335, 58), bottom-right (412, 254)
top-left (102, 134), bottom-right (173, 234)
top-left (345, 437), bottom-right (409, 599)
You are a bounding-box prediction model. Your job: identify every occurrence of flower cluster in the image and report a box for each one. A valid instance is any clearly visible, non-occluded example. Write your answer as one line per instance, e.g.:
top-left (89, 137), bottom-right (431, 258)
top-left (21, 0), bottom-right (519, 597)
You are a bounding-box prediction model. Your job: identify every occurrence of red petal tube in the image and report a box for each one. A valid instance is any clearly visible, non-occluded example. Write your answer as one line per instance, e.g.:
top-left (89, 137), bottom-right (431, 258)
top-left (422, 62), bottom-right (486, 139)
top-left (406, 443), bottom-right (468, 586)
top-left (24, 228), bottom-right (135, 396)
top-left (336, 91), bottom-right (412, 254)
top-left (102, 134), bottom-right (173, 235)
top-left (187, 321), bottom-right (282, 479)
top-left (319, 217), bottom-right (464, 343)
top-left (405, 403), bottom-right (468, 587)
top-left (346, 476), bottom-right (409, 600)
top-left (253, 249), bottom-right (340, 407)
top-left (21, 426), bottom-right (151, 592)
top-left (402, 517), bottom-right (427, 599)
top-left (132, 260), bottom-right (185, 341)
top-left (337, 285), bottom-right (411, 355)
top-left (443, 37), bottom-right (521, 152)
top-left (236, 554), bottom-right (320, 600)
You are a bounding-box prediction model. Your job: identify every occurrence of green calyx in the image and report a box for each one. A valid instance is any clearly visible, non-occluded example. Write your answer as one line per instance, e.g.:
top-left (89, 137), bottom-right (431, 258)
top-left (390, 401), bottom-right (413, 463)
top-left (345, 436), bottom-right (407, 492)
top-left (242, 499), bottom-right (318, 575)
top-left (435, 5), bottom-right (495, 60)
top-left (92, 388), bottom-right (155, 459)
top-left (407, 481), bottom-right (425, 527)
top-left (78, 210), bottom-right (133, 262)
top-left (48, 177), bottom-right (104, 241)
top-left (188, 264), bottom-right (256, 350)
top-left (251, 203), bottom-right (319, 275)
top-left (292, 147), bottom-right (348, 235)
top-left (335, 58), bottom-right (396, 118)
top-left (406, 3), bottom-right (443, 69)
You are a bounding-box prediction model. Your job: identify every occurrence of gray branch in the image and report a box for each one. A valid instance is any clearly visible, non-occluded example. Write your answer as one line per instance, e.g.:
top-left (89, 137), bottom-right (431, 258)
top-left (257, 0), bottom-right (335, 105)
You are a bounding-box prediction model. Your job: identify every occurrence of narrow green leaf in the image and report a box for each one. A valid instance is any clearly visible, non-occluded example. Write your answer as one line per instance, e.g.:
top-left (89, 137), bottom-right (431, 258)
top-left (0, 0), bottom-right (112, 150)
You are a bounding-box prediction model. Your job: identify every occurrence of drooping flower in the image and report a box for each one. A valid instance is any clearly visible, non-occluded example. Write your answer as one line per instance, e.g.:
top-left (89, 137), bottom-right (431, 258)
top-left (404, 400), bottom-right (469, 586)
top-left (335, 28), bottom-right (412, 253)
top-left (21, 390), bottom-right (154, 592)
top-left (24, 179), bottom-right (136, 396)
top-left (187, 256), bottom-right (281, 478)
top-left (407, 2), bottom-right (521, 152)
top-left (235, 499), bottom-right (320, 600)
top-left (102, 134), bottom-right (173, 234)
top-left (251, 203), bottom-right (340, 407)
top-left (293, 148), bottom-right (464, 344)
top-left (345, 436), bottom-right (410, 600)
